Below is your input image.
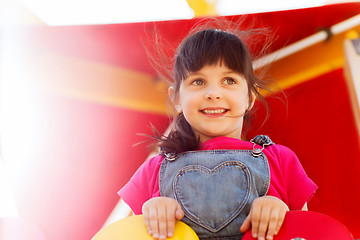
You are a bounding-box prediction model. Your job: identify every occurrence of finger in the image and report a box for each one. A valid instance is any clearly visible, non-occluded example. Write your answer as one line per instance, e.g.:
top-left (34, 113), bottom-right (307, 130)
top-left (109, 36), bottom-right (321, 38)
top-left (274, 208), bottom-right (287, 235)
top-left (142, 208), bottom-right (152, 236)
top-left (240, 214), bottom-right (251, 233)
top-left (157, 205), bottom-right (167, 240)
top-left (175, 203), bottom-right (184, 220)
top-left (250, 204), bottom-right (262, 239)
top-left (166, 205), bottom-right (177, 238)
top-left (265, 210), bottom-right (279, 240)
top-left (149, 208), bottom-right (159, 239)
top-left (257, 206), bottom-right (271, 240)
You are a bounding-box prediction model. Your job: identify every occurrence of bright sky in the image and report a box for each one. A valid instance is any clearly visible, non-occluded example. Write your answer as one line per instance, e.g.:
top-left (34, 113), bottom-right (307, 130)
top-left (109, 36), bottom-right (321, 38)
top-left (21, 0), bottom-right (327, 25)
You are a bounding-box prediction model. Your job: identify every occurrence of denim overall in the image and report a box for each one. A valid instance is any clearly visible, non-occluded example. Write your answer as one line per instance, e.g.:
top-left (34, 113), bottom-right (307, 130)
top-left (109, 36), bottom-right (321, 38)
top-left (159, 135), bottom-right (273, 240)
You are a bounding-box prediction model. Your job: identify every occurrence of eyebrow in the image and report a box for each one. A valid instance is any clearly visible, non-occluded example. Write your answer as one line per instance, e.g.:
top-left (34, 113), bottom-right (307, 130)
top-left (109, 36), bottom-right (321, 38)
top-left (189, 70), bottom-right (238, 76)
top-left (223, 71), bottom-right (238, 75)
top-left (187, 71), bottom-right (204, 77)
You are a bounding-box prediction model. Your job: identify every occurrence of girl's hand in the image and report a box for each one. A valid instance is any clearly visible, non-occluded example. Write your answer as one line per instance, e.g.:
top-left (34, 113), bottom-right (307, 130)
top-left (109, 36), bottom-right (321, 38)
top-left (240, 196), bottom-right (289, 240)
top-left (142, 197), bottom-right (184, 240)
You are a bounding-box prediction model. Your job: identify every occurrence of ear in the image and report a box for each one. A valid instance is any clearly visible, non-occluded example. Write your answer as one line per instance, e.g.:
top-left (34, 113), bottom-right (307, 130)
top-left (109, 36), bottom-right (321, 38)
top-left (247, 91), bottom-right (256, 111)
top-left (168, 86), bottom-right (175, 102)
top-left (168, 86), bottom-right (182, 113)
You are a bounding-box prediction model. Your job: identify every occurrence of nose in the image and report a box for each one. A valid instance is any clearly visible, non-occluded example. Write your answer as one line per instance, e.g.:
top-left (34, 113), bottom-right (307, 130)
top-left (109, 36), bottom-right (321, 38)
top-left (204, 86), bottom-right (223, 100)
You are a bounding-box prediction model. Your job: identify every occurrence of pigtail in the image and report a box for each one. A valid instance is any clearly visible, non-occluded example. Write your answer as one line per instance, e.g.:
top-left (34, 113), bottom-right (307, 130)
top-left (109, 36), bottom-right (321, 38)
top-left (154, 113), bottom-right (200, 154)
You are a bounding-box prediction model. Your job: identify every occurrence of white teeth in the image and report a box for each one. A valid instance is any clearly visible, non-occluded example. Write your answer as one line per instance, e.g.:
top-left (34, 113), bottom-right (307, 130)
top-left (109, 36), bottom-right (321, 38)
top-left (203, 109), bottom-right (226, 114)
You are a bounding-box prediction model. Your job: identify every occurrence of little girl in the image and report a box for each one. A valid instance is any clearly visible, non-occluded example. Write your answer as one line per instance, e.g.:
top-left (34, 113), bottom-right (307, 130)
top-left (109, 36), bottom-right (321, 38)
top-left (119, 24), bottom-right (317, 240)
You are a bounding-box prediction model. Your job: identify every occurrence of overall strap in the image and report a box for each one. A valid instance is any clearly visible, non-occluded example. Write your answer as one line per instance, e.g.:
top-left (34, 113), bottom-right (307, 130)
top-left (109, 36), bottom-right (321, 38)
top-left (250, 135), bottom-right (275, 157)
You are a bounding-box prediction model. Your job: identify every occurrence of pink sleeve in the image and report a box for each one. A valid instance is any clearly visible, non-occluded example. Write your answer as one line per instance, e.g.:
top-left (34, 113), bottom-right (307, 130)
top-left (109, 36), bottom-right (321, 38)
top-left (118, 155), bottom-right (163, 215)
top-left (276, 145), bottom-right (318, 210)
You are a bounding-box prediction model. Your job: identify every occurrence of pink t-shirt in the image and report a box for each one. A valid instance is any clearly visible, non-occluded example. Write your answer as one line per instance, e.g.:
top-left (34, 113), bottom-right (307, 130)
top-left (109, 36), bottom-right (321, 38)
top-left (119, 137), bottom-right (317, 215)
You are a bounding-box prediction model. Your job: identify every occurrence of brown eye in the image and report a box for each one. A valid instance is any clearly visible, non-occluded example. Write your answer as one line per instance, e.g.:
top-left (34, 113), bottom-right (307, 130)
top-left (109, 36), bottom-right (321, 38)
top-left (192, 79), bottom-right (204, 86)
top-left (223, 77), bottom-right (236, 85)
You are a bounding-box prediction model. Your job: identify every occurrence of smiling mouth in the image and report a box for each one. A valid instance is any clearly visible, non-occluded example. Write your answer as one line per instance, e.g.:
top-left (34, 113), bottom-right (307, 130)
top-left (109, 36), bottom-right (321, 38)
top-left (200, 109), bottom-right (229, 115)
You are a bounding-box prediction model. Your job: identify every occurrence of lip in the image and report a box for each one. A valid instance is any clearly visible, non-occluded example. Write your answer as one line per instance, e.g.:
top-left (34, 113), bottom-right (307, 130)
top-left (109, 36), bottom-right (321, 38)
top-left (200, 107), bottom-right (229, 117)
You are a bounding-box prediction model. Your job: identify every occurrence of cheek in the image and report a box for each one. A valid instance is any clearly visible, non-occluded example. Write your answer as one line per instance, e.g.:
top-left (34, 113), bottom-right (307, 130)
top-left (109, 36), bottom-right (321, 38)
top-left (229, 93), bottom-right (249, 109)
top-left (240, 89), bottom-right (251, 107)
top-left (182, 98), bottom-right (198, 113)
top-left (180, 91), bottom-right (199, 106)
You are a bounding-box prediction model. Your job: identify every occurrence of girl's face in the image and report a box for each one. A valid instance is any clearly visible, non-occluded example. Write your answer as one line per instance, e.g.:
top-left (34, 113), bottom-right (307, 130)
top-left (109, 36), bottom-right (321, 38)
top-left (171, 63), bottom-right (254, 143)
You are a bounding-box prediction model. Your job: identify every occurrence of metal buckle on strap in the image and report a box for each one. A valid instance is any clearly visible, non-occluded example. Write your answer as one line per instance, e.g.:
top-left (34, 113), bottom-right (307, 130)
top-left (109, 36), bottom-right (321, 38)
top-left (165, 153), bottom-right (177, 161)
top-left (250, 135), bottom-right (274, 157)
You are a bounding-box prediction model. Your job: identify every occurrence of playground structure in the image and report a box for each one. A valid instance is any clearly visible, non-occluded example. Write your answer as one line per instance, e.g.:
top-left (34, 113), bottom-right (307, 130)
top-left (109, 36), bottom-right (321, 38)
top-left (1, 2), bottom-right (360, 239)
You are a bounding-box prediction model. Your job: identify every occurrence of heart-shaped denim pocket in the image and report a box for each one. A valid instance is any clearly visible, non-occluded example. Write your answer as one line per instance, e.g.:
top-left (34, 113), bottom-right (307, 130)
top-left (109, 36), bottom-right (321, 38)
top-left (174, 161), bottom-right (250, 232)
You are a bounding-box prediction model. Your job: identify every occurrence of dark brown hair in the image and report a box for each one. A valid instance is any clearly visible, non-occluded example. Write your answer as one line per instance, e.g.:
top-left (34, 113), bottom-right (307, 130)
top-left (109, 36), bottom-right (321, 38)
top-left (150, 19), bottom-right (273, 154)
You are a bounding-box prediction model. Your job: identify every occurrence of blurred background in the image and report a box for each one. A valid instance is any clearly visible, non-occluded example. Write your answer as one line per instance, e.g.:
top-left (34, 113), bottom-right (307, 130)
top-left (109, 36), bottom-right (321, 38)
top-left (0, 0), bottom-right (360, 239)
